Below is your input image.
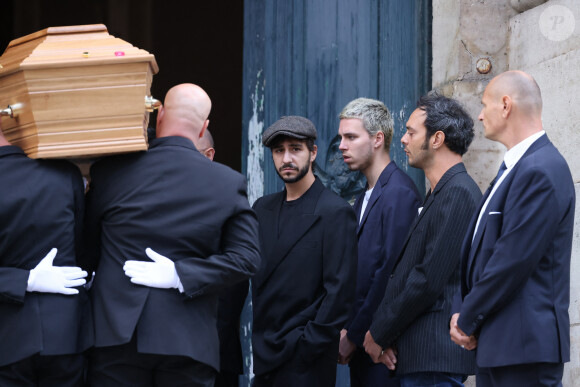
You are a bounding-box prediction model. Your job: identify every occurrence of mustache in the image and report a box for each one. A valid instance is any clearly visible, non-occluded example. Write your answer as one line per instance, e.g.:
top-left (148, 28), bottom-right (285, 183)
top-left (279, 163), bottom-right (298, 171)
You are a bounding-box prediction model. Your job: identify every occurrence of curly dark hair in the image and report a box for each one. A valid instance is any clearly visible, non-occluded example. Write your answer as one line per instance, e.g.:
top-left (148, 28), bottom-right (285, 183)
top-left (418, 91), bottom-right (474, 155)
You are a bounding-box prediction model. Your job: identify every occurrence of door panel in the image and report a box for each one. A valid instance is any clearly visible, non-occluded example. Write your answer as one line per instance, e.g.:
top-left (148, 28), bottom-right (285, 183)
top-left (242, 1), bottom-right (431, 385)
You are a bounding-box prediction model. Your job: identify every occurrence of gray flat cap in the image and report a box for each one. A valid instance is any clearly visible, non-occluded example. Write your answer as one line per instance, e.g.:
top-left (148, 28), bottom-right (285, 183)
top-left (262, 116), bottom-right (317, 147)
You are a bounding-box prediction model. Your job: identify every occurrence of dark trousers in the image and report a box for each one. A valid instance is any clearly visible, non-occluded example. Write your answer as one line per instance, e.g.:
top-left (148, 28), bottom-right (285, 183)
top-left (0, 353), bottom-right (84, 387)
top-left (399, 372), bottom-right (466, 387)
top-left (253, 352), bottom-right (336, 387)
top-left (215, 371), bottom-right (240, 387)
top-left (349, 348), bottom-right (399, 387)
top-left (477, 362), bottom-right (564, 387)
top-left (88, 336), bottom-right (216, 387)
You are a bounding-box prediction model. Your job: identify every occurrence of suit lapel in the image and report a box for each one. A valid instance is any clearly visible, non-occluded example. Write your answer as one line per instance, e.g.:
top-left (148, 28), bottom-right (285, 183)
top-left (353, 191), bottom-right (364, 234)
top-left (466, 134), bottom-right (551, 284)
top-left (255, 179), bottom-right (324, 289)
top-left (357, 162), bottom-right (397, 236)
top-left (393, 163), bottom-right (466, 270)
top-left (467, 183), bottom-right (495, 258)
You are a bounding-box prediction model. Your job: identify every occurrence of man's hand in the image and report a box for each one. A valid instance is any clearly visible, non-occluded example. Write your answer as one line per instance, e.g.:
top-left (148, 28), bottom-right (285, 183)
top-left (378, 347), bottom-right (397, 370)
top-left (449, 313), bottom-right (477, 350)
top-left (123, 248), bottom-right (184, 291)
top-left (338, 329), bottom-right (356, 364)
top-left (363, 331), bottom-right (384, 363)
top-left (27, 248), bottom-right (87, 295)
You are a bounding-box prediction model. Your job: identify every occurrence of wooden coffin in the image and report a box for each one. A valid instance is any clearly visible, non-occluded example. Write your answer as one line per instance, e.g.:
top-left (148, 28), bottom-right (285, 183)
top-left (0, 24), bottom-right (159, 159)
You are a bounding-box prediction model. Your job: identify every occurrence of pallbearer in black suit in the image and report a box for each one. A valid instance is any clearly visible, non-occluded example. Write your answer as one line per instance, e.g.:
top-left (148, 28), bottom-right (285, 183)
top-left (195, 129), bottom-right (247, 387)
top-left (337, 98), bottom-right (420, 387)
top-left (0, 124), bottom-right (90, 386)
top-left (84, 84), bottom-right (261, 386)
top-left (252, 116), bottom-right (358, 387)
top-left (451, 71), bottom-right (574, 386)
top-left (364, 93), bottom-right (481, 386)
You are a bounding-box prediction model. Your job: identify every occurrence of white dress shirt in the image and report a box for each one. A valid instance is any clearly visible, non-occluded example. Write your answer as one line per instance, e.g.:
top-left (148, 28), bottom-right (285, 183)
top-left (472, 130), bottom-right (545, 241)
top-left (359, 187), bottom-right (374, 223)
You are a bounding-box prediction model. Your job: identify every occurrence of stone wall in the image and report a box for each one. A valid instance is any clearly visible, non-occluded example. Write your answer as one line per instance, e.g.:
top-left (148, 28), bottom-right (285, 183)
top-left (432, 0), bottom-right (580, 384)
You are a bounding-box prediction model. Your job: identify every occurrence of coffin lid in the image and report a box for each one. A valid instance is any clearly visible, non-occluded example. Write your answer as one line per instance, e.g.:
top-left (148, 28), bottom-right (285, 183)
top-left (0, 24), bottom-right (159, 76)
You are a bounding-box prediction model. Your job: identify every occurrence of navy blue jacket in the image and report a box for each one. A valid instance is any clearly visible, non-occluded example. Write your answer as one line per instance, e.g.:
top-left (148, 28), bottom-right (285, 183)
top-left (345, 161), bottom-right (420, 346)
top-left (456, 134), bottom-right (575, 368)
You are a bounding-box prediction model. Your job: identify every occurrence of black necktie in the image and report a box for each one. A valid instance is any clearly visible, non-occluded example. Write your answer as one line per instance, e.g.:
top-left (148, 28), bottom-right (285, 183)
top-left (472, 161), bottom-right (507, 244)
top-left (489, 161), bottom-right (507, 188)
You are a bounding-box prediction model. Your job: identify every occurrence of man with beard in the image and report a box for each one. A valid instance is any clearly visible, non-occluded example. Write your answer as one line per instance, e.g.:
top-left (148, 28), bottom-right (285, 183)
top-left (252, 116), bottom-right (358, 387)
top-left (363, 92), bottom-right (480, 386)
top-left (337, 98), bottom-right (420, 387)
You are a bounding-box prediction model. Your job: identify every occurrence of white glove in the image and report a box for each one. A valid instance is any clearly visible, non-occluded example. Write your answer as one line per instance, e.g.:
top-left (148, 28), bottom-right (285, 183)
top-left (27, 248), bottom-right (88, 295)
top-left (123, 248), bottom-right (184, 292)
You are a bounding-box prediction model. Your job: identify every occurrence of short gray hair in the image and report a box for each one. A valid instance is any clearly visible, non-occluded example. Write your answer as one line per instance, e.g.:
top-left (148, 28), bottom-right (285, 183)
top-left (339, 98), bottom-right (393, 151)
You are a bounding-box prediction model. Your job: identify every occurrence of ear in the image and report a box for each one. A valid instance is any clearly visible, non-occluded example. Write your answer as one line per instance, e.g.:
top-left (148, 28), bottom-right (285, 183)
top-left (502, 95), bottom-right (512, 118)
top-left (156, 105), bottom-right (165, 127)
top-left (374, 131), bottom-right (384, 149)
top-left (199, 119), bottom-right (210, 139)
top-left (432, 130), bottom-right (445, 149)
top-left (310, 144), bottom-right (318, 163)
top-left (203, 147), bottom-right (215, 161)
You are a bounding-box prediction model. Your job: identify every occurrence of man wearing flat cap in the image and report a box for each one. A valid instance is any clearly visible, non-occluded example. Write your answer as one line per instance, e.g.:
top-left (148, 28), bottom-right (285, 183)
top-left (251, 116), bottom-right (358, 387)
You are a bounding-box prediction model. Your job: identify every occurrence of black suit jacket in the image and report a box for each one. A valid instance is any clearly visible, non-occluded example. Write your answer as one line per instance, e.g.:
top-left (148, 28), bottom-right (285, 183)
top-left (0, 146), bottom-right (92, 367)
top-left (83, 136), bottom-right (260, 370)
top-left (370, 162), bottom-right (480, 375)
top-left (456, 134), bottom-right (575, 368)
top-left (252, 178), bottom-right (358, 375)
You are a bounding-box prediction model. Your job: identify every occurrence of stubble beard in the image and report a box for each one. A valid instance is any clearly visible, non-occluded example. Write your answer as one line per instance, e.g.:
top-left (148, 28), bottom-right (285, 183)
top-left (408, 138), bottom-right (431, 169)
top-left (276, 162), bottom-right (311, 184)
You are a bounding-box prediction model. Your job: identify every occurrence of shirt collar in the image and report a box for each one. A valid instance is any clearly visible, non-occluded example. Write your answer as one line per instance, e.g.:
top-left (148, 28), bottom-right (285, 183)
top-left (503, 130), bottom-right (545, 169)
top-left (149, 136), bottom-right (197, 151)
top-left (0, 145), bottom-right (25, 157)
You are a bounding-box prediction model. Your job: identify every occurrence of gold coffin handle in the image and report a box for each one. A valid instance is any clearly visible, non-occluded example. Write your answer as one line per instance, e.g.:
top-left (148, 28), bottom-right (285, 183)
top-left (0, 105), bottom-right (14, 118)
top-left (145, 96), bottom-right (161, 112)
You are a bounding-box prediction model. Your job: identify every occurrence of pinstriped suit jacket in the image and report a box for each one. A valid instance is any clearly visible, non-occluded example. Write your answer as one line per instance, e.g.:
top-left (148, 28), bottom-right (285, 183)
top-left (370, 162), bottom-right (480, 375)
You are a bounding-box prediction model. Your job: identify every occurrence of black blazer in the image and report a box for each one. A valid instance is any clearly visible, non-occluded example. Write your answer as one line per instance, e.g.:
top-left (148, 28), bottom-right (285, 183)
top-left (345, 162), bottom-right (420, 346)
top-left (83, 136), bottom-right (260, 370)
top-left (370, 163), bottom-right (480, 375)
top-left (456, 134), bottom-right (575, 368)
top-left (251, 178), bottom-right (358, 375)
top-left (0, 146), bottom-right (91, 367)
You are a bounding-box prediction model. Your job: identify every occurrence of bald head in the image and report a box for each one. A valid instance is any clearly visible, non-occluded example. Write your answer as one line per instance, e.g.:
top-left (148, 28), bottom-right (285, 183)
top-left (487, 70), bottom-right (542, 117)
top-left (479, 70), bottom-right (544, 148)
top-left (197, 128), bottom-right (214, 150)
top-left (156, 83), bottom-right (212, 141)
top-left (196, 128), bottom-right (215, 161)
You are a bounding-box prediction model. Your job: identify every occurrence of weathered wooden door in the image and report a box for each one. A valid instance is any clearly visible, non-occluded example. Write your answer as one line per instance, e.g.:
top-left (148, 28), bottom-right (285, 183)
top-left (241, 1), bottom-right (431, 385)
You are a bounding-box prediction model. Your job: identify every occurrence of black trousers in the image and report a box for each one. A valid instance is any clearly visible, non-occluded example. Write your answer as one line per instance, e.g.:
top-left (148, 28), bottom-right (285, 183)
top-left (0, 353), bottom-right (84, 387)
top-left (215, 370), bottom-right (240, 387)
top-left (349, 348), bottom-right (399, 387)
top-left (253, 352), bottom-right (336, 387)
top-left (477, 362), bottom-right (564, 387)
top-left (88, 336), bottom-right (216, 387)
